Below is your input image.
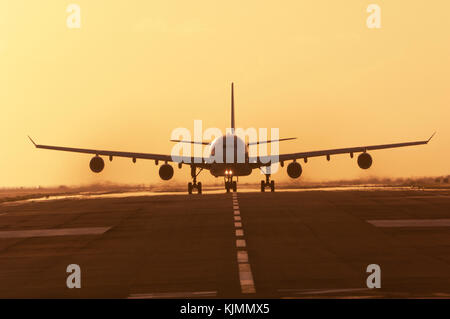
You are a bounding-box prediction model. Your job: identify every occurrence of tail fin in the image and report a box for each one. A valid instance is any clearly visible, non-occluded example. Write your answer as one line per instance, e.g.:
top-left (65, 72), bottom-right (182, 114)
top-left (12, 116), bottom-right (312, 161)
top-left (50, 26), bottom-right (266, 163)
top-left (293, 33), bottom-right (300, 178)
top-left (231, 82), bottom-right (235, 132)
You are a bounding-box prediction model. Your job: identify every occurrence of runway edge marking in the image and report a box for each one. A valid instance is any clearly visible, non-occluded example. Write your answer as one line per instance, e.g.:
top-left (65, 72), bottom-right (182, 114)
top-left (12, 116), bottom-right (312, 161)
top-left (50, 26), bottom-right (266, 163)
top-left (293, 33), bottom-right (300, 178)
top-left (0, 227), bottom-right (111, 239)
top-left (128, 291), bottom-right (218, 299)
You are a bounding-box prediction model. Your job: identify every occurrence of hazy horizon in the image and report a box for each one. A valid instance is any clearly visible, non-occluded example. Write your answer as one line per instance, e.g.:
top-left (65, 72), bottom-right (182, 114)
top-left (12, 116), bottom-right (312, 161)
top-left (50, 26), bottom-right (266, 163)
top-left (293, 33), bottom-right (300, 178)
top-left (2, 174), bottom-right (448, 191)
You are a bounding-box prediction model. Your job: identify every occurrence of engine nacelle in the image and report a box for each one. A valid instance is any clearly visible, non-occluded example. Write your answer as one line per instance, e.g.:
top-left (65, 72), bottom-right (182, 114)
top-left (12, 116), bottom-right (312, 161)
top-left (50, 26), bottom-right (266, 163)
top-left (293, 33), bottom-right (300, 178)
top-left (159, 164), bottom-right (174, 180)
top-left (287, 162), bottom-right (302, 178)
top-left (90, 156), bottom-right (104, 173)
top-left (357, 153), bottom-right (372, 169)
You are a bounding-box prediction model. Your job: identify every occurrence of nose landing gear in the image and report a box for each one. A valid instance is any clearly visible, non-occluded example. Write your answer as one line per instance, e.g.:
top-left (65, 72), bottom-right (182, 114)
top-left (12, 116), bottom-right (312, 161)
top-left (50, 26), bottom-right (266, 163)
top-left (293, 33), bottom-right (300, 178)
top-left (224, 173), bottom-right (237, 193)
top-left (225, 180), bottom-right (237, 193)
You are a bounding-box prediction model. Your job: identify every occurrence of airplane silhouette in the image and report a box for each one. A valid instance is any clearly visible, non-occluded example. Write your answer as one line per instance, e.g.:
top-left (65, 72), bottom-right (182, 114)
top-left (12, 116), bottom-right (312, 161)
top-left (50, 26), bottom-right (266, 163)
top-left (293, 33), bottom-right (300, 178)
top-left (29, 83), bottom-right (435, 194)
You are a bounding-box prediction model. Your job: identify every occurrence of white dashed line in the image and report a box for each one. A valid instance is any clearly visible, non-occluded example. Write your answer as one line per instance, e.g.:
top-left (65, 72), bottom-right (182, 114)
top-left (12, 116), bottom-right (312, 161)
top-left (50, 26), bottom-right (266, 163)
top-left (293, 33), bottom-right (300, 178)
top-left (236, 239), bottom-right (246, 248)
top-left (238, 263), bottom-right (256, 294)
top-left (237, 250), bottom-right (249, 263)
top-left (231, 194), bottom-right (256, 294)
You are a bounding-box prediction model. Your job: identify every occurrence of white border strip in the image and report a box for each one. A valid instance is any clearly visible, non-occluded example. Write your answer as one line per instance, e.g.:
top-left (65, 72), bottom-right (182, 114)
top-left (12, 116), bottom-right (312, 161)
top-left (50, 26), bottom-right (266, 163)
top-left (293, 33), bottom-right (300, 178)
top-left (128, 290), bottom-right (217, 299)
top-left (0, 227), bottom-right (111, 239)
top-left (367, 219), bottom-right (450, 227)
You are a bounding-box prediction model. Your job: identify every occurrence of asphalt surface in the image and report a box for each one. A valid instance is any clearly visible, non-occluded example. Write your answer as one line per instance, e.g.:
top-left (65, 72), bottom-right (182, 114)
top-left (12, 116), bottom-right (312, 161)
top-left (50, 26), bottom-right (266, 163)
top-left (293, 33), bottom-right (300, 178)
top-left (0, 188), bottom-right (449, 298)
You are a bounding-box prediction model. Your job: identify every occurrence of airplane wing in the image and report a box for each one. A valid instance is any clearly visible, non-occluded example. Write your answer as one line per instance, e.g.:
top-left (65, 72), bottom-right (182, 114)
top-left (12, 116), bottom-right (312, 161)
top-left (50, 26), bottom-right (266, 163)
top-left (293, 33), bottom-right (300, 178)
top-left (252, 133), bottom-right (435, 163)
top-left (28, 136), bottom-right (205, 164)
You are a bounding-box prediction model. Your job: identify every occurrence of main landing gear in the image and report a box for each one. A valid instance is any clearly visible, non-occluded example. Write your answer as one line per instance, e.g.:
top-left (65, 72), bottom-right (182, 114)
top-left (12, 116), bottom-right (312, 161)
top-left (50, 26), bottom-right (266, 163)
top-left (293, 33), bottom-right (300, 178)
top-left (260, 174), bottom-right (275, 192)
top-left (188, 166), bottom-right (203, 194)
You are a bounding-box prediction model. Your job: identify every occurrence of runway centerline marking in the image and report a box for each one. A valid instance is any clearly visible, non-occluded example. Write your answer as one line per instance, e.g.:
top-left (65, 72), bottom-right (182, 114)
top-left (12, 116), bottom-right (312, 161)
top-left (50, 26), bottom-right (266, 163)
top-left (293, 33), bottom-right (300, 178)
top-left (236, 239), bottom-right (246, 248)
top-left (367, 219), bottom-right (450, 228)
top-left (0, 227), bottom-right (111, 239)
top-left (238, 263), bottom-right (256, 294)
top-left (237, 250), bottom-right (248, 263)
top-left (231, 194), bottom-right (256, 294)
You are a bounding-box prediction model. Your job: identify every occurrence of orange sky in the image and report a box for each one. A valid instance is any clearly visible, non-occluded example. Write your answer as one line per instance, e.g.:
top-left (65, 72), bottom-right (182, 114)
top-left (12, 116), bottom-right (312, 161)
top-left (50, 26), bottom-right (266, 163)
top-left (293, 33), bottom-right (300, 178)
top-left (1, 1), bottom-right (449, 187)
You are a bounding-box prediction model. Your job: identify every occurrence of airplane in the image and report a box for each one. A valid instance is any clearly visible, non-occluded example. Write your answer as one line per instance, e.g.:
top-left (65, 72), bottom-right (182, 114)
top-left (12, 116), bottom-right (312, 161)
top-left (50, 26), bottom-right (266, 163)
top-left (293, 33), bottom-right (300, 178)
top-left (28, 83), bottom-right (435, 194)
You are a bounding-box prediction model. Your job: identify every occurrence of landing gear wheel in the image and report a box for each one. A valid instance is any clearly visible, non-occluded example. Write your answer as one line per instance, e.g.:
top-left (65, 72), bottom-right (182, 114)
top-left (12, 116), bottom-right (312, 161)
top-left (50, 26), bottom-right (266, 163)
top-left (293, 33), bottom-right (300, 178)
top-left (232, 181), bottom-right (237, 192)
top-left (188, 182), bottom-right (193, 194)
top-left (270, 180), bottom-right (275, 192)
top-left (260, 180), bottom-right (265, 192)
top-left (197, 182), bottom-right (202, 194)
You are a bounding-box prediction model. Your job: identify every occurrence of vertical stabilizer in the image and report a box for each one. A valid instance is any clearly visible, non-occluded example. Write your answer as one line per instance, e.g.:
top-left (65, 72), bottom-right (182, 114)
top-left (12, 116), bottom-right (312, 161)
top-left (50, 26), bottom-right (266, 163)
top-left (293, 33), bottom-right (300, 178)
top-left (231, 82), bottom-right (235, 132)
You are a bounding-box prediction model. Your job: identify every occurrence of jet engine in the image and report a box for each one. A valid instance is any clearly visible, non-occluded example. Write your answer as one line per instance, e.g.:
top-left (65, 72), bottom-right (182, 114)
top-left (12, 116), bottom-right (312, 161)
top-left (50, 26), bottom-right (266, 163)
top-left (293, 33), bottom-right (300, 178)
top-left (287, 162), bottom-right (302, 178)
top-left (159, 164), bottom-right (174, 180)
top-left (357, 153), bottom-right (372, 169)
top-left (90, 156), bottom-right (105, 173)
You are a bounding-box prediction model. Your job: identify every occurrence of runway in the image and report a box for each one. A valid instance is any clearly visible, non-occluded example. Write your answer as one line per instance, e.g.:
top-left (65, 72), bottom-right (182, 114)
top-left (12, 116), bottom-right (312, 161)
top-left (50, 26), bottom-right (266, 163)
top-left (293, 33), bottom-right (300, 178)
top-left (0, 187), bottom-right (449, 298)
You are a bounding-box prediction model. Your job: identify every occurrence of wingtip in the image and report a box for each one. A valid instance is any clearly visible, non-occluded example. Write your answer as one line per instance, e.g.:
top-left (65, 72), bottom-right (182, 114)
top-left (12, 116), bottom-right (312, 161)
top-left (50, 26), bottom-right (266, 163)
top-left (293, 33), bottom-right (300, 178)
top-left (28, 135), bottom-right (37, 147)
top-left (427, 132), bottom-right (436, 142)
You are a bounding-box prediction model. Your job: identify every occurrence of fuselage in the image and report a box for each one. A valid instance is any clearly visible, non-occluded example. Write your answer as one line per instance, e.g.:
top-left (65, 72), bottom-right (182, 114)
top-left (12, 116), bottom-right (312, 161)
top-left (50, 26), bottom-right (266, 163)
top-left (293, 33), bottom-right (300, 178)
top-left (208, 134), bottom-right (253, 177)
